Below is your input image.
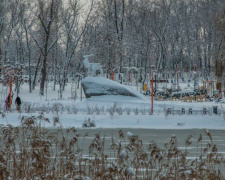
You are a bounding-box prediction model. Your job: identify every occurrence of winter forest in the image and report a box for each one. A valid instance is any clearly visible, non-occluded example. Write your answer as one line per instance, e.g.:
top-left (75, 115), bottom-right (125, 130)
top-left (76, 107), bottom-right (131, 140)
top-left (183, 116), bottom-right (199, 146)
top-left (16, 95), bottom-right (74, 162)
top-left (2, 1), bottom-right (225, 179)
top-left (1, 0), bottom-right (225, 95)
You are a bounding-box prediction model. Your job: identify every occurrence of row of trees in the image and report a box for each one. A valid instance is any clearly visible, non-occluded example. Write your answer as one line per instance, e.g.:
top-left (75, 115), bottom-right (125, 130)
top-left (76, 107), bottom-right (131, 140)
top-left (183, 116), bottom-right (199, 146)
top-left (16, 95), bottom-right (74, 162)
top-left (0, 0), bottom-right (94, 96)
top-left (0, 0), bottom-right (225, 95)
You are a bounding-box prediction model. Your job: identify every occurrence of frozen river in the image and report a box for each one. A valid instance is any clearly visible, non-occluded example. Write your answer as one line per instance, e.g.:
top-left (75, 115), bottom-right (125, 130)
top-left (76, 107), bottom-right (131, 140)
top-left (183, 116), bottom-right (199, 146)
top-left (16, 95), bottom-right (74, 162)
top-left (67, 128), bottom-right (225, 158)
top-left (62, 128), bottom-right (225, 178)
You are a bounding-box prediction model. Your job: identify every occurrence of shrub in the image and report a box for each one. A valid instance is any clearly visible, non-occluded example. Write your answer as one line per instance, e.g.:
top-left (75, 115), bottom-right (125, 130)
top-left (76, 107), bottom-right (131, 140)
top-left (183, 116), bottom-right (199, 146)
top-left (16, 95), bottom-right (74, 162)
top-left (82, 118), bottom-right (96, 128)
top-left (87, 104), bottom-right (94, 115)
top-left (126, 107), bottom-right (131, 115)
top-left (108, 102), bottom-right (117, 118)
top-left (133, 107), bottom-right (139, 115)
top-left (116, 107), bottom-right (123, 115)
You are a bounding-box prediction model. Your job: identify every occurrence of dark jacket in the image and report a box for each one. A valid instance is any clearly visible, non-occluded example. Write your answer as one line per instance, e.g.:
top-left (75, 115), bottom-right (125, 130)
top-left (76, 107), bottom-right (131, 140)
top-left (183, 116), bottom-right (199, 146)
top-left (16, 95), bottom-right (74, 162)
top-left (15, 96), bottom-right (21, 106)
top-left (5, 96), bottom-right (10, 104)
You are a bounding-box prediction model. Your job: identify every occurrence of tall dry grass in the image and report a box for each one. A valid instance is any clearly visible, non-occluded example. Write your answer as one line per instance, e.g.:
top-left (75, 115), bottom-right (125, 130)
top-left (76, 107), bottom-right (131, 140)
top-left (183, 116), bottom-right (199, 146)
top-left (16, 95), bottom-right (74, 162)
top-left (0, 111), bottom-right (224, 179)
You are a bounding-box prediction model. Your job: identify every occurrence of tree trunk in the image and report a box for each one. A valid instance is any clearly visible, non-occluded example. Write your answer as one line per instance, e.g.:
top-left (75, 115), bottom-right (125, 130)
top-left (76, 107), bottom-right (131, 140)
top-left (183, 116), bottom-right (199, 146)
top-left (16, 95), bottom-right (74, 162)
top-left (40, 56), bottom-right (47, 95)
top-left (32, 55), bottom-right (41, 90)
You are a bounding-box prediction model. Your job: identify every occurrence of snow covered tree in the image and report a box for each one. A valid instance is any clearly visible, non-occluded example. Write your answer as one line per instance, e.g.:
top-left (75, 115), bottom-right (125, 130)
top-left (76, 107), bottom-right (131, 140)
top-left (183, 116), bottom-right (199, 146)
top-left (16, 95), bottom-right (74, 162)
top-left (31, 0), bottom-right (61, 95)
top-left (53, 0), bottom-right (94, 98)
top-left (214, 4), bottom-right (225, 92)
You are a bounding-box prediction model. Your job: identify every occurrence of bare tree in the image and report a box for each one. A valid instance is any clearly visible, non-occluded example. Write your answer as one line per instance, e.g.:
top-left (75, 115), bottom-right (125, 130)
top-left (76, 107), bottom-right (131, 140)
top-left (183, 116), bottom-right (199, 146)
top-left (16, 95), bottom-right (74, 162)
top-left (1, 0), bottom-right (20, 63)
top-left (31, 0), bottom-right (60, 95)
top-left (54, 0), bottom-right (94, 98)
top-left (0, 0), bottom-right (6, 61)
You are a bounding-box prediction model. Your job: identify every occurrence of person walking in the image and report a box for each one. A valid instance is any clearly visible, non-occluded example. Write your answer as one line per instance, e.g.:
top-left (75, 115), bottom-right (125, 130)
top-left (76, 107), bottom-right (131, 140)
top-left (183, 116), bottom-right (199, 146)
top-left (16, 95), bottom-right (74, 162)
top-left (5, 95), bottom-right (10, 111)
top-left (15, 95), bottom-right (22, 112)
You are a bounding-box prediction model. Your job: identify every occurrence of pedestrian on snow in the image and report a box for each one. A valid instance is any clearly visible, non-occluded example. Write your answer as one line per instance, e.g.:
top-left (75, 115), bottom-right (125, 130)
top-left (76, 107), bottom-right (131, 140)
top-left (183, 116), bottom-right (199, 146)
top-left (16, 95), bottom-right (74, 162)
top-left (5, 95), bottom-right (10, 111)
top-left (15, 95), bottom-right (22, 112)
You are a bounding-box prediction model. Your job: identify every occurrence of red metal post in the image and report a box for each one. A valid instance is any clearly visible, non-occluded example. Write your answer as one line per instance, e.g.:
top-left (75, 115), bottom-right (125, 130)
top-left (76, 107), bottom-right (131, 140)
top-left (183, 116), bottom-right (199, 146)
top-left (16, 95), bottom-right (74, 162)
top-left (112, 69), bottom-right (114, 80)
top-left (128, 71), bottom-right (130, 82)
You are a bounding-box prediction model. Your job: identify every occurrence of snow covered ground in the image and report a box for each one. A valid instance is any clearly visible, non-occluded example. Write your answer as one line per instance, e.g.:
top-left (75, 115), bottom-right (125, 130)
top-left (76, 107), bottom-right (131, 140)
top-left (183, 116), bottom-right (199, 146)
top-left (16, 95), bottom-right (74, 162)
top-left (0, 79), bottom-right (225, 130)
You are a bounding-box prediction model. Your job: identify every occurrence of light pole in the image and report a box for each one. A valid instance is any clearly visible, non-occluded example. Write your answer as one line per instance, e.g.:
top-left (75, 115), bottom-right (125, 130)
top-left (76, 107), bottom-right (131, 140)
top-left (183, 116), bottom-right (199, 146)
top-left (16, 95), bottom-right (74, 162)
top-left (193, 64), bottom-right (196, 90)
top-left (76, 73), bottom-right (83, 101)
top-left (151, 70), bottom-right (157, 115)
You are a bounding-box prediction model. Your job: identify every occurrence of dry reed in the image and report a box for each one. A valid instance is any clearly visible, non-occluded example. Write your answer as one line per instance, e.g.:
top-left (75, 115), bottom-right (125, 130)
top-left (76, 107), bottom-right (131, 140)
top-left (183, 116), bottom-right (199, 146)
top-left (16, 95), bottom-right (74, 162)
top-left (0, 111), bottom-right (224, 179)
